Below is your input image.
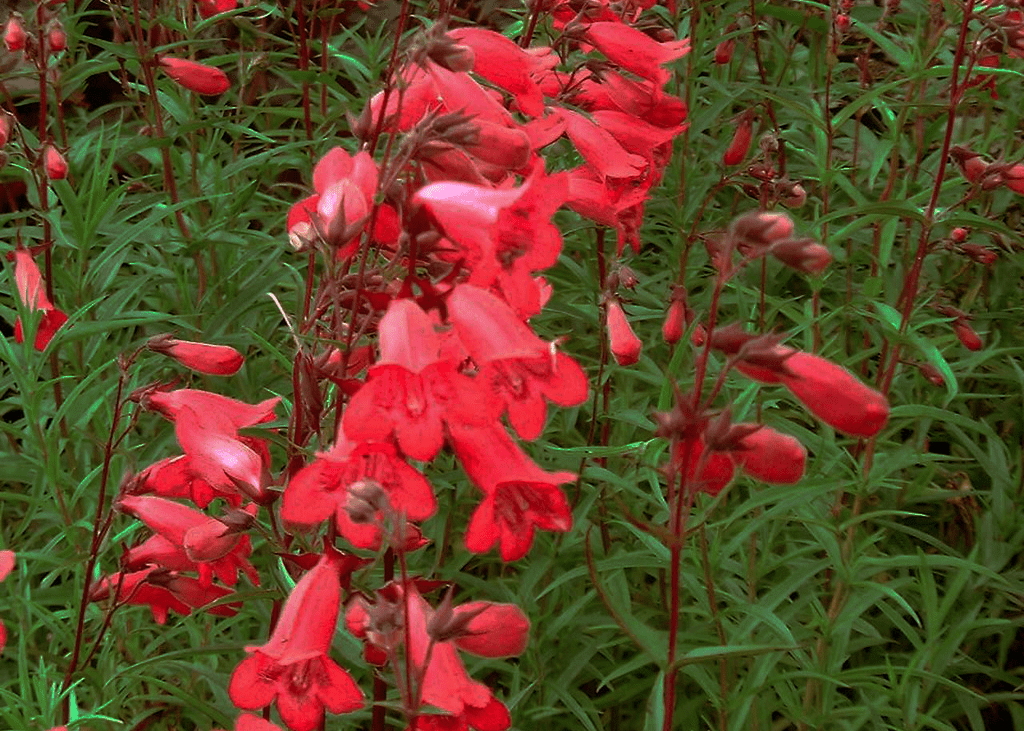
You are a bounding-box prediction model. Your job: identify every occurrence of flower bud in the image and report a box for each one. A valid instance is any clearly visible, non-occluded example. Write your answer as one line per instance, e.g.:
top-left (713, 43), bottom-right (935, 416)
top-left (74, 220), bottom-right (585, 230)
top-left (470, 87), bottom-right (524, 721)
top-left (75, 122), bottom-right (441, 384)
top-left (43, 145), bottom-right (67, 180)
top-left (714, 38), bottom-right (735, 64)
top-left (769, 237), bottom-right (832, 274)
top-left (147, 334), bottom-right (244, 375)
top-left (950, 146), bottom-right (988, 183)
top-left (663, 298), bottom-right (686, 345)
top-left (0, 113), bottom-right (13, 148)
top-left (733, 425), bottom-right (806, 484)
top-left (4, 16), bottom-right (26, 52)
top-left (158, 56), bottom-right (230, 95)
top-left (730, 210), bottom-right (795, 247)
top-left (606, 300), bottom-right (642, 366)
top-left (47, 22), bottom-right (66, 53)
top-left (959, 243), bottom-right (997, 265)
top-left (952, 318), bottom-right (983, 351)
top-left (723, 111), bottom-right (753, 166)
top-left (950, 227), bottom-right (968, 243)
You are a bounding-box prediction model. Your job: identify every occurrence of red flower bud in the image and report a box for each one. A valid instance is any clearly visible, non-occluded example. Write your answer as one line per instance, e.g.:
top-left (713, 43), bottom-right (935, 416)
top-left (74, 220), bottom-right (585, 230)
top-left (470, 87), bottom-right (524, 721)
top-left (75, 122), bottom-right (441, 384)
top-left (769, 237), bottom-right (832, 274)
top-left (714, 38), bottom-right (735, 65)
top-left (47, 22), bottom-right (66, 53)
top-left (781, 352), bottom-right (889, 437)
top-left (158, 56), bottom-right (230, 96)
top-left (723, 112), bottom-right (753, 166)
top-left (0, 114), bottom-right (13, 148)
top-left (731, 210), bottom-right (795, 247)
top-left (147, 334), bottom-right (244, 375)
top-left (835, 13), bottom-right (850, 31)
top-left (4, 16), bottom-right (25, 52)
top-left (43, 145), bottom-right (67, 180)
top-left (662, 298), bottom-right (686, 345)
top-left (950, 227), bottom-right (968, 243)
top-left (607, 300), bottom-right (642, 366)
top-left (733, 425), bottom-right (806, 484)
top-left (950, 146), bottom-right (988, 183)
top-left (952, 318), bottom-right (983, 351)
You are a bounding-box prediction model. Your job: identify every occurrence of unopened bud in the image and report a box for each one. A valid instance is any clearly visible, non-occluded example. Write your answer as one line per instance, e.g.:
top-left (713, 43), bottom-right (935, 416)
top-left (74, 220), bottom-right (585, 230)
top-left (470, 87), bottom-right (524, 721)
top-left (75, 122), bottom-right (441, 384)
top-left (769, 237), bottom-right (832, 274)
top-left (0, 113), bottom-right (13, 148)
top-left (950, 227), bottom-right (968, 243)
top-left (730, 210), bottom-right (795, 247)
top-left (959, 242), bottom-right (997, 265)
top-left (4, 16), bottom-right (26, 52)
top-left (714, 38), bottom-right (735, 64)
top-left (606, 299), bottom-right (642, 366)
top-left (723, 111), bottom-right (754, 167)
top-left (43, 145), bottom-right (68, 180)
top-left (662, 297), bottom-right (686, 345)
top-left (952, 318), bottom-right (983, 351)
top-left (47, 22), bottom-right (66, 53)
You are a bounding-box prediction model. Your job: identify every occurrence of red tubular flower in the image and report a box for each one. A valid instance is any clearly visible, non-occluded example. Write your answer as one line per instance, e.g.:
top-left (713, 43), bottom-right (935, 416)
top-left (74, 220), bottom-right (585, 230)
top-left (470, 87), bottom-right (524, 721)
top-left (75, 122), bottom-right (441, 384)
top-left (662, 294), bottom-right (687, 345)
top-left (731, 426), bottom-right (806, 484)
top-left (347, 584), bottom-right (527, 730)
top-left (198, 0), bottom-right (237, 18)
top-left (606, 300), bottom-right (642, 366)
top-left (130, 454), bottom-right (240, 508)
top-left (671, 438), bottom-right (735, 496)
top-left (158, 56), bottom-right (230, 95)
top-left (229, 551), bottom-right (363, 731)
top-left (0, 550), bottom-right (13, 653)
top-left (559, 109), bottom-right (646, 180)
top-left (11, 247), bottom-right (68, 350)
top-left (449, 422), bottom-right (574, 561)
top-left (582, 21), bottom-right (690, 88)
top-left (722, 113), bottom-right (753, 166)
top-left (119, 495), bottom-right (259, 587)
top-left (147, 334), bottom-right (244, 375)
top-left (446, 28), bottom-right (551, 117)
top-left (952, 318), bottom-right (983, 351)
top-left (448, 284), bottom-right (587, 441)
top-left (343, 299), bottom-right (499, 462)
top-left (90, 567), bottom-right (239, 624)
top-left (779, 352), bottom-right (889, 437)
top-left (281, 436), bottom-right (436, 549)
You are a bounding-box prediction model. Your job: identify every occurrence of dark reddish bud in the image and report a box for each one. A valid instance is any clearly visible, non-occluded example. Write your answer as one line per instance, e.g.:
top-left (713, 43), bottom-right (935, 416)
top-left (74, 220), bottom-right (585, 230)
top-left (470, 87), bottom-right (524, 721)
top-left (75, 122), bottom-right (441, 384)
top-left (43, 145), bottom-right (67, 180)
top-left (959, 243), bottom-right (997, 265)
top-left (780, 181), bottom-right (807, 207)
top-left (691, 322), bottom-right (707, 347)
top-left (950, 227), bottom-right (968, 243)
top-left (607, 299), bottom-right (642, 366)
top-left (1002, 163), bottom-right (1024, 194)
top-left (714, 38), bottom-right (735, 64)
top-left (916, 362), bottom-right (945, 386)
top-left (4, 16), bottom-right (26, 52)
top-left (952, 319), bottom-right (983, 351)
top-left (723, 111), bottom-right (754, 166)
top-left (835, 13), bottom-right (851, 31)
top-left (47, 22), bottom-right (66, 53)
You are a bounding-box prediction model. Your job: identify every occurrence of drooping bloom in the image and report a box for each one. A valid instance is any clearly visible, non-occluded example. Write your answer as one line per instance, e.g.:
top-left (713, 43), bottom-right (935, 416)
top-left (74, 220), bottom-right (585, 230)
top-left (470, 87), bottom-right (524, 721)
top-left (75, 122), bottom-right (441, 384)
top-left (343, 299), bottom-right (499, 462)
top-left (281, 436), bottom-right (436, 549)
top-left (147, 334), bottom-right (244, 375)
top-left (346, 583), bottom-right (528, 730)
top-left (449, 422), bottom-right (574, 561)
top-left (119, 495), bottom-right (259, 587)
top-left (582, 21), bottom-right (690, 88)
top-left (229, 551), bottom-right (363, 731)
top-left (11, 247), bottom-right (68, 350)
top-left (722, 112), bottom-right (753, 166)
top-left (606, 299), bottom-right (642, 366)
top-left (447, 284), bottom-right (587, 441)
top-left (90, 567), bottom-right (239, 624)
top-left (158, 56), bottom-right (230, 95)
top-left (731, 425), bottom-right (806, 484)
top-left (446, 28), bottom-right (553, 117)
top-left (0, 550), bottom-right (13, 653)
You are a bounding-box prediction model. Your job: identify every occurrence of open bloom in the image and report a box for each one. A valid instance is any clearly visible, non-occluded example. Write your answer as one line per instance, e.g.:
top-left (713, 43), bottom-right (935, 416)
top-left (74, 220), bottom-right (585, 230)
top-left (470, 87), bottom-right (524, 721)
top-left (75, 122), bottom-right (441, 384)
top-left (347, 583), bottom-right (528, 730)
top-left (281, 436), bottom-right (436, 549)
top-left (90, 567), bottom-right (239, 624)
top-left (448, 284), bottom-right (587, 440)
top-left (229, 551), bottom-right (363, 731)
top-left (449, 422), bottom-right (574, 561)
top-left (343, 299), bottom-right (499, 462)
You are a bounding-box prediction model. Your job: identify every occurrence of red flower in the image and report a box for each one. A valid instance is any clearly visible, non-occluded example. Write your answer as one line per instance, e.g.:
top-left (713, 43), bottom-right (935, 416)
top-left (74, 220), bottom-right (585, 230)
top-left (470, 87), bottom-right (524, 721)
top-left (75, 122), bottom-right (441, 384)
top-left (671, 437), bottom-right (736, 496)
top-left (0, 550), bottom-right (13, 653)
top-left (606, 300), bottom-right (642, 366)
top-left (129, 454), bottom-right (240, 509)
top-left (43, 145), bottom-right (68, 180)
top-left (11, 247), bottom-right (68, 350)
top-left (198, 0), bottom-right (237, 18)
top-left (446, 28), bottom-right (551, 117)
top-left (450, 422), bottom-right (574, 561)
top-left (229, 551), bottom-right (363, 731)
top-left (158, 56), bottom-right (230, 95)
top-left (731, 426), bottom-right (806, 484)
top-left (722, 112), bottom-right (753, 166)
top-left (448, 284), bottom-right (587, 440)
top-left (952, 318), bottom-right (983, 351)
top-left (90, 567), bottom-right (239, 624)
top-left (4, 16), bottom-right (25, 52)
top-left (281, 436), bottom-right (436, 549)
top-left (147, 334), bottom-right (244, 375)
top-left (119, 495), bottom-right (259, 587)
top-left (347, 584), bottom-right (528, 730)
top-left (343, 299), bottom-right (499, 461)
top-left (582, 21), bottom-right (690, 88)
